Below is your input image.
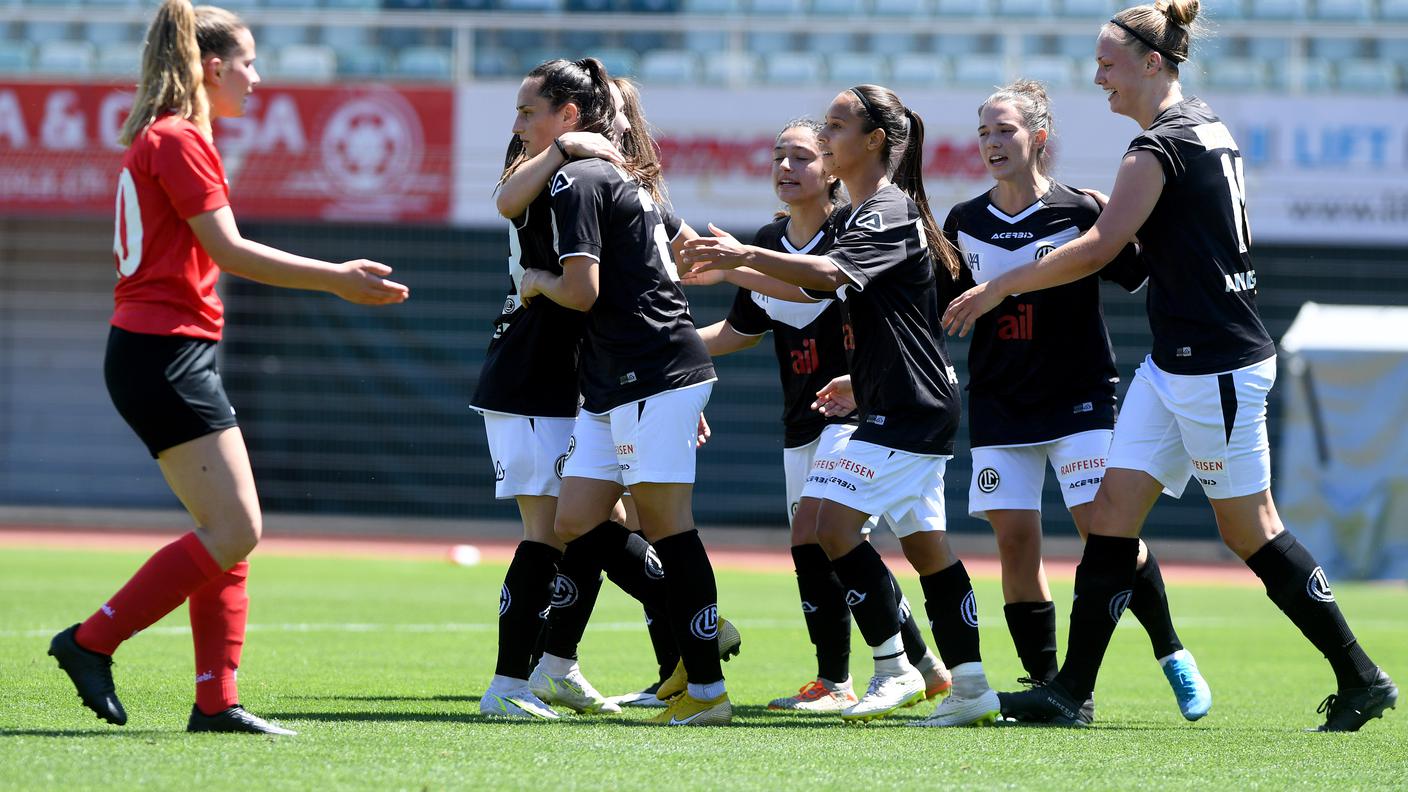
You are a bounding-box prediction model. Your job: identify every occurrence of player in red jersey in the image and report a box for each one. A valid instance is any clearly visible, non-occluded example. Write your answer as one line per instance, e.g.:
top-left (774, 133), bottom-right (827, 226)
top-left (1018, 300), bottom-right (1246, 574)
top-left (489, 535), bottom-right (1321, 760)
top-left (47, 0), bottom-right (407, 735)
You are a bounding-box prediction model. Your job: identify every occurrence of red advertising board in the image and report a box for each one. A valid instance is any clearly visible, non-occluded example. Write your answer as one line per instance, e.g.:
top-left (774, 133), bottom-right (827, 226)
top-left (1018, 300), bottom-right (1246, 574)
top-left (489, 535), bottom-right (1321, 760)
top-left (0, 80), bottom-right (452, 223)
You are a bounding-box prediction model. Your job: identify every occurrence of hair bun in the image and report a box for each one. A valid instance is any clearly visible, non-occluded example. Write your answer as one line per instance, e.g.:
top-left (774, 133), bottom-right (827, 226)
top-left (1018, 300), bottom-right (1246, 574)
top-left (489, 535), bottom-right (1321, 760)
top-left (1156, 0), bottom-right (1199, 26)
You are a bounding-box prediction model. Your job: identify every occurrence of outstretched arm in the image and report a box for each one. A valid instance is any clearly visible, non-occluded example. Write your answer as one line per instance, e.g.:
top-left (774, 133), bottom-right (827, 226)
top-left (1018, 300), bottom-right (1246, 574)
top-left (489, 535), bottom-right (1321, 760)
top-left (696, 319), bottom-right (764, 357)
top-left (189, 207), bottom-right (408, 305)
top-left (682, 223), bottom-right (848, 292)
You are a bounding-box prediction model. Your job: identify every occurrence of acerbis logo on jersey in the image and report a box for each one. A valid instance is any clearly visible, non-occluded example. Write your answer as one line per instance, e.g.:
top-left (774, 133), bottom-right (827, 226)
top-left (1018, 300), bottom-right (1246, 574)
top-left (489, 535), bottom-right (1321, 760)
top-left (1307, 567), bottom-right (1335, 603)
top-left (550, 574), bottom-right (579, 608)
top-left (499, 584), bottom-right (510, 616)
top-left (690, 604), bottom-right (719, 640)
top-left (549, 171), bottom-right (575, 197)
top-left (990, 231), bottom-right (1034, 240)
top-left (960, 590), bottom-right (979, 628)
top-left (1108, 589), bottom-right (1133, 623)
top-left (644, 546), bottom-right (665, 580)
top-left (976, 467), bottom-right (1001, 494)
top-left (853, 211), bottom-right (885, 232)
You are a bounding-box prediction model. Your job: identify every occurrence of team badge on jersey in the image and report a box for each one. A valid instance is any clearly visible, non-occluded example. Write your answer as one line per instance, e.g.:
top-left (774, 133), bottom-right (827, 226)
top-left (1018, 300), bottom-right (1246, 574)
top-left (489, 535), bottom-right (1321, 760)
top-left (853, 210), bottom-right (886, 232)
top-left (549, 171), bottom-right (575, 197)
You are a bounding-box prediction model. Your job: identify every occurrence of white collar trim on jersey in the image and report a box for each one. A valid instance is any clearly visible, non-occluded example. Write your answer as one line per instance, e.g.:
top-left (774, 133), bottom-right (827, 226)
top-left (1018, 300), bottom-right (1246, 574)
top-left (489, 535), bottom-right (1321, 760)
top-left (781, 222), bottom-right (827, 255)
top-left (986, 197), bottom-right (1046, 225)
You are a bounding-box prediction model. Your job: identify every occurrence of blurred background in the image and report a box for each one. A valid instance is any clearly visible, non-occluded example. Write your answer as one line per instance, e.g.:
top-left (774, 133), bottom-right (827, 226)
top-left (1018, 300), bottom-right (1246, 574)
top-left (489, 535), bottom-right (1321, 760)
top-left (1, 0), bottom-right (1406, 569)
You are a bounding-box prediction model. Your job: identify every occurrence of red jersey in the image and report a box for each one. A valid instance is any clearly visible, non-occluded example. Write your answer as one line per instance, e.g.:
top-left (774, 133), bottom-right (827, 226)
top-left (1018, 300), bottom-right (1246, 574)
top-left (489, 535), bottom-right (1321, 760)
top-left (112, 114), bottom-right (230, 340)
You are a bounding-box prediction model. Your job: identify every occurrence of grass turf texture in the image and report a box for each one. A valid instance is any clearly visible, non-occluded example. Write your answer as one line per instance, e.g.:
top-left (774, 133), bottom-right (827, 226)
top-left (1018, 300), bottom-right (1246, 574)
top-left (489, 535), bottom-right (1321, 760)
top-left (1, 547), bottom-right (1405, 791)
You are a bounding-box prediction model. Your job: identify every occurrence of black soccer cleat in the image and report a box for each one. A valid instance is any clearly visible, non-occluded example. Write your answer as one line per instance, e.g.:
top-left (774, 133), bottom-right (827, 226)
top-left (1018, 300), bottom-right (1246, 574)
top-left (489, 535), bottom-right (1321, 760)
top-left (998, 679), bottom-right (1095, 727)
top-left (1314, 668), bottom-right (1398, 732)
top-left (187, 705), bottom-right (298, 736)
top-left (48, 624), bottom-right (127, 726)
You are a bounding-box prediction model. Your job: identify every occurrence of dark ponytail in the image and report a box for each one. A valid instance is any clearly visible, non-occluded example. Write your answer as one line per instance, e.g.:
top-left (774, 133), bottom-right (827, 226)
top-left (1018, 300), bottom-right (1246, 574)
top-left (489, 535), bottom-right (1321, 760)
top-left (498, 57), bottom-right (616, 184)
top-left (849, 85), bottom-right (961, 280)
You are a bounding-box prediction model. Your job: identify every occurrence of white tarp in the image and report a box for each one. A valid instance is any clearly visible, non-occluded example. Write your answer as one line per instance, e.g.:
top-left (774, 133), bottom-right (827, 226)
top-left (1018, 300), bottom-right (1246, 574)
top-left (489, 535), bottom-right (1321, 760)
top-left (1279, 303), bottom-right (1408, 580)
top-left (454, 84), bottom-right (1408, 244)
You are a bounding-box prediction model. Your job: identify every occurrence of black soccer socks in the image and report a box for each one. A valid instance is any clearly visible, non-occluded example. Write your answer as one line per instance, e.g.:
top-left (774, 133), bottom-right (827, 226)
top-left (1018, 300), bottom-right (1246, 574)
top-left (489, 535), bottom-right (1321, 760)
top-left (1004, 600), bottom-right (1058, 684)
top-left (1127, 550), bottom-right (1185, 660)
top-left (829, 542), bottom-right (902, 650)
top-left (1054, 534), bottom-right (1140, 701)
top-left (604, 531), bottom-right (669, 613)
top-left (791, 543), bottom-right (852, 683)
top-left (653, 530), bottom-right (724, 685)
top-left (892, 571), bottom-right (931, 666)
top-left (1246, 531), bottom-right (1378, 690)
top-left (541, 522), bottom-right (625, 660)
top-left (920, 560), bottom-right (983, 670)
top-left (495, 540), bottom-right (562, 680)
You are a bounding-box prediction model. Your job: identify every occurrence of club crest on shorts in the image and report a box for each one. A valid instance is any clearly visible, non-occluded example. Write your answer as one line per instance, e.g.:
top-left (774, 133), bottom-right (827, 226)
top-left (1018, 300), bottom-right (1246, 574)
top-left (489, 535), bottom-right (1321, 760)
top-left (690, 604), bottom-right (719, 640)
top-left (960, 590), bottom-right (979, 628)
top-left (556, 435), bottom-right (575, 479)
top-left (499, 584), bottom-right (510, 616)
top-left (845, 589), bottom-right (867, 607)
top-left (1109, 589), bottom-right (1133, 623)
top-left (549, 171), bottom-right (575, 196)
top-left (644, 546), bottom-right (665, 580)
top-left (1307, 566), bottom-right (1335, 603)
top-left (976, 467), bottom-right (1000, 494)
top-left (550, 574), bottom-right (578, 608)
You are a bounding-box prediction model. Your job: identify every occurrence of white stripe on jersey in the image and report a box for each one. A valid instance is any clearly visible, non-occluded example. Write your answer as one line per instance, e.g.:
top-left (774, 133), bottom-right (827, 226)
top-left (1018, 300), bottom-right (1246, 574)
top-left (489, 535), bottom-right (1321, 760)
top-left (759, 221), bottom-right (833, 328)
top-left (956, 225), bottom-right (1081, 287)
top-left (1192, 121), bottom-right (1238, 153)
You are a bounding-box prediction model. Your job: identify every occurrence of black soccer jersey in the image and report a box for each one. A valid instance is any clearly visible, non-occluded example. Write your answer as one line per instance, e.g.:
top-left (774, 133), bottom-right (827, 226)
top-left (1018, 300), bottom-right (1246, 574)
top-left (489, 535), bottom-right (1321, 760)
top-left (802, 184), bottom-right (961, 456)
top-left (471, 187), bottom-right (586, 418)
top-left (551, 158), bottom-right (715, 413)
top-left (1127, 98), bottom-right (1274, 375)
top-left (726, 214), bottom-right (855, 449)
top-left (944, 183), bottom-right (1147, 448)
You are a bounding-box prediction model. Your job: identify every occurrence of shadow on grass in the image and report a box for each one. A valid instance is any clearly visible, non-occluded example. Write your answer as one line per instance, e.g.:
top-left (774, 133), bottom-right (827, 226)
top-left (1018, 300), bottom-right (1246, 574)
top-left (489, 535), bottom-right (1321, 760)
top-left (292, 694), bottom-right (479, 703)
top-left (0, 729), bottom-right (169, 738)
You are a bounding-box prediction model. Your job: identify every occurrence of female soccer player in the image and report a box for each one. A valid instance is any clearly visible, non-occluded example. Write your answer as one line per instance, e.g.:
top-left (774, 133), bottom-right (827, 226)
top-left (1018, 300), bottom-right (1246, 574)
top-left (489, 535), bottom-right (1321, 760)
top-left (944, 0), bottom-right (1397, 731)
top-left (685, 85), bottom-right (1000, 727)
top-left (48, 0), bottom-right (407, 735)
top-left (691, 118), bottom-right (951, 712)
top-left (517, 80), bottom-right (731, 727)
top-left (945, 79), bottom-right (1209, 720)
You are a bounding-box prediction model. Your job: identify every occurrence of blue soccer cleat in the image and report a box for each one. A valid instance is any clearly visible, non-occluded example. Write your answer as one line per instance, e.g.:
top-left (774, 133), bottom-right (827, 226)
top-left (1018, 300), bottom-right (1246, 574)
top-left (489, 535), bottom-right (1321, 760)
top-left (1162, 649), bottom-right (1212, 721)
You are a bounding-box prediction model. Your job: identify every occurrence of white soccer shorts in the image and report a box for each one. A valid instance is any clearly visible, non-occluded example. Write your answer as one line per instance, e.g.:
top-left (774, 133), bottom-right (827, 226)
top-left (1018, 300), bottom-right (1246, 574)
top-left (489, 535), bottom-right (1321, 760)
top-left (1107, 354), bottom-right (1275, 500)
top-left (561, 382), bottom-right (713, 486)
top-left (783, 423), bottom-right (875, 532)
top-left (968, 429), bottom-right (1114, 517)
top-left (816, 439), bottom-right (950, 538)
top-left (480, 411), bottom-right (576, 499)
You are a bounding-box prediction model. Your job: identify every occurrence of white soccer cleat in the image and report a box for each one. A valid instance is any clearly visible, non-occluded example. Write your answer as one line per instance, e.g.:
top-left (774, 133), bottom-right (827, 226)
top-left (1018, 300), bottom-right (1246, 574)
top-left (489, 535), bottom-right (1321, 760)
top-left (610, 680), bottom-right (670, 709)
top-left (529, 662), bottom-right (622, 714)
top-left (479, 685), bottom-right (560, 720)
top-left (841, 668), bottom-right (925, 723)
top-left (768, 678), bottom-right (859, 712)
top-left (907, 688), bottom-right (1001, 727)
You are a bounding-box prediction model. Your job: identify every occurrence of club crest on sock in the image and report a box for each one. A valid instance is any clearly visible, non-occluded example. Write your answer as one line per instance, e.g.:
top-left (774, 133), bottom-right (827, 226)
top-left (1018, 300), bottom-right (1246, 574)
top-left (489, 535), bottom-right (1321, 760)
top-left (690, 604), bottom-right (719, 640)
top-left (961, 590), bottom-right (979, 628)
top-left (1306, 567), bottom-right (1335, 603)
top-left (1108, 590), bottom-right (1133, 623)
top-left (551, 574), bottom-right (579, 608)
top-left (499, 584), bottom-right (511, 616)
top-left (644, 546), bottom-right (665, 580)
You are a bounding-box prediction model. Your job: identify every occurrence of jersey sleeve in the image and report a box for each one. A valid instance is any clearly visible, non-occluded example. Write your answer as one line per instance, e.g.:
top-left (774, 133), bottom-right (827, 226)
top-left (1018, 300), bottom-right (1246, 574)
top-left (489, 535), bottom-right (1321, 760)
top-left (725, 287), bottom-right (770, 336)
top-left (1099, 242), bottom-right (1149, 292)
top-left (825, 199), bottom-right (917, 292)
top-left (941, 207), bottom-right (978, 291)
top-left (551, 163), bottom-right (610, 262)
top-left (659, 204), bottom-right (684, 242)
top-left (152, 125), bottom-right (228, 220)
top-left (1127, 130), bottom-right (1185, 183)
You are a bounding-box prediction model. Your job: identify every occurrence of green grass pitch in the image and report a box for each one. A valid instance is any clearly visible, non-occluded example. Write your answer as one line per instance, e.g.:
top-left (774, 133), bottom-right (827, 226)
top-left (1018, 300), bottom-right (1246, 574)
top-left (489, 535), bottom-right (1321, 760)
top-left (2, 546), bottom-right (1405, 790)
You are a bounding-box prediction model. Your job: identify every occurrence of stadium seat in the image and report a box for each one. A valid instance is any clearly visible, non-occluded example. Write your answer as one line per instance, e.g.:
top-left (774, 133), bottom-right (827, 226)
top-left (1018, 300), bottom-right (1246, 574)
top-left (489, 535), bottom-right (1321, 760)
top-left (952, 53), bottom-right (1006, 87)
top-left (498, 0), bottom-right (563, 11)
top-left (874, 0), bottom-right (932, 16)
top-left (1336, 59), bottom-right (1398, 92)
top-left (1382, 0), bottom-right (1408, 20)
top-left (24, 21), bottom-right (72, 44)
top-left (1245, 36), bottom-right (1289, 60)
top-left (335, 45), bottom-right (391, 76)
top-left (565, 0), bottom-right (619, 10)
top-left (1246, 0), bottom-right (1306, 19)
top-left (684, 30), bottom-right (730, 53)
top-left (622, 31), bottom-right (672, 54)
top-left (1058, 33), bottom-right (1096, 59)
top-left (259, 25), bottom-right (315, 49)
top-left (1205, 56), bottom-right (1267, 91)
top-left (683, 0), bottom-right (742, 13)
top-left (1057, 0), bottom-right (1112, 18)
top-left (34, 40), bottom-right (95, 75)
top-left (702, 50), bottom-right (760, 84)
top-left (394, 46), bottom-right (453, 80)
top-left (1020, 54), bottom-right (1076, 87)
top-left (264, 0), bottom-right (323, 8)
top-left (1209, 0), bottom-right (1246, 18)
top-left (1308, 37), bottom-right (1366, 60)
top-left (748, 0), bottom-right (804, 14)
top-left (1311, 0), bottom-right (1370, 20)
top-left (872, 32), bottom-right (929, 53)
top-left (81, 22), bottom-right (135, 46)
top-left (96, 42), bottom-right (143, 76)
top-left (811, 0), bottom-right (863, 14)
top-left (322, 25), bottom-right (377, 51)
top-left (827, 51), bottom-right (888, 84)
top-left (275, 44), bottom-right (337, 81)
top-left (805, 31), bottom-right (856, 53)
top-left (559, 30), bottom-right (608, 53)
top-left (995, 0), bottom-right (1053, 16)
top-left (1269, 57), bottom-right (1332, 91)
top-left (639, 49), bottom-right (700, 82)
top-left (936, 32), bottom-right (999, 56)
top-left (80, 0), bottom-right (143, 7)
top-left (1379, 38), bottom-right (1408, 67)
top-left (746, 31), bottom-right (795, 53)
top-left (890, 52), bottom-right (948, 85)
top-left (0, 41), bottom-right (34, 74)
top-left (592, 47), bottom-right (639, 76)
top-left (324, 0), bottom-right (380, 8)
top-left (934, 0), bottom-right (989, 16)
top-left (628, 0), bottom-right (681, 12)
top-left (762, 51), bottom-right (824, 83)
top-left (472, 47), bottom-right (518, 77)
